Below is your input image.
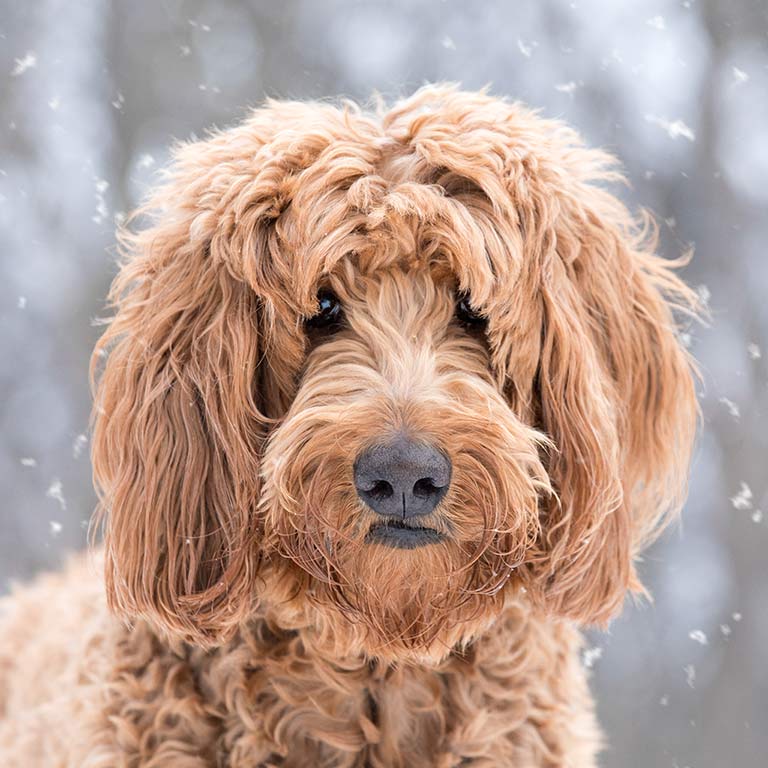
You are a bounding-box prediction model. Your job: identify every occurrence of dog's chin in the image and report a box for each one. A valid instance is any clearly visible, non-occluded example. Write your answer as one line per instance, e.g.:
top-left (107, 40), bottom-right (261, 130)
top-left (265, 537), bottom-right (513, 665)
top-left (331, 585), bottom-right (504, 666)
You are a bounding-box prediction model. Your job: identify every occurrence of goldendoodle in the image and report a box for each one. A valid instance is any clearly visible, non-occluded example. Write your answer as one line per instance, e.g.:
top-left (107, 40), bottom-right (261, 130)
top-left (0, 85), bottom-right (698, 767)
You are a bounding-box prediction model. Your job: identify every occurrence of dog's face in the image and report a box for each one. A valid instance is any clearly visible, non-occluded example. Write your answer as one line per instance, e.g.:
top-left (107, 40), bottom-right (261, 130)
top-left (260, 264), bottom-right (547, 659)
top-left (92, 86), bottom-right (697, 661)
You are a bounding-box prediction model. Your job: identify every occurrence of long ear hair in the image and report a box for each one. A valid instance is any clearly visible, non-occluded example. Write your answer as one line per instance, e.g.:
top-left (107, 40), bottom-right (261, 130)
top-left (90, 99), bottom-right (380, 644)
top-left (520, 150), bottom-right (699, 625)
top-left (90, 140), bottom-right (269, 646)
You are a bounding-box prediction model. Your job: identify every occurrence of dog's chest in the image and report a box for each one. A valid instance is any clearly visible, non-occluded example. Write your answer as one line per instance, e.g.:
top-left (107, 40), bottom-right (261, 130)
top-left (203, 618), bottom-right (570, 767)
top-left (223, 645), bottom-right (480, 767)
top-left (97, 611), bottom-right (596, 767)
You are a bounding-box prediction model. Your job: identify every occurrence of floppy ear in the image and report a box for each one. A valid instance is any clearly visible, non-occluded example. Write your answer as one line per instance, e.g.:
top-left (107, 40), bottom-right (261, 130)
top-left (519, 156), bottom-right (698, 625)
top-left (90, 140), bottom-right (270, 646)
top-left (91, 101), bottom-right (373, 644)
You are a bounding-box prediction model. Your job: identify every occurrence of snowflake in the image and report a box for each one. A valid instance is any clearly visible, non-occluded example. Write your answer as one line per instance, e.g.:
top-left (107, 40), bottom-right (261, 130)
top-left (688, 630), bottom-right (707, 645)
top-left (645, 114), bottom-right (696, 141)
top-left (46, 479), bottom-right (67, 511)
top-left (582, 646), bottom-right (603, 668)
top-left (517, 39), bottom-right (537, 58)
top-left (730, 482), bottom-right (752, 510)
top-left (72, 433), bottom-right (88, 459)
top-left (555, 81), bottom-right (579, 95)
top-left (732, 67), bottom-right (749, 85)
top-left (12, 51), bottom-right (37, 76)
top-left (718, 397), bottom-right (740, 419)
top-left (93, 178), bottom-right (110, 224)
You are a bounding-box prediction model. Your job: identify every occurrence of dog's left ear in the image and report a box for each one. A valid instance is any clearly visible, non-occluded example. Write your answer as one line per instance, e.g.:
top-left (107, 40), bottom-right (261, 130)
top-left (516, 155), bottom-right (698, 625)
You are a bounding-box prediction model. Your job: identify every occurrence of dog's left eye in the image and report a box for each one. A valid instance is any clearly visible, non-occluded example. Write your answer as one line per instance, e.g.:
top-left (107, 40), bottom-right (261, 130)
top-left (306, 289), bottom-right (344, 332)
top-left (455, 293), bottom-right (487, 329)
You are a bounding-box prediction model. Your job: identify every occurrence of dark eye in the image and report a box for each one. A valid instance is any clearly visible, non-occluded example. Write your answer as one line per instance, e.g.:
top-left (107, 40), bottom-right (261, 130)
top-left (306, 289), bottom-right (344, 332)
top-left (455, 292), bottom-right (486, 329)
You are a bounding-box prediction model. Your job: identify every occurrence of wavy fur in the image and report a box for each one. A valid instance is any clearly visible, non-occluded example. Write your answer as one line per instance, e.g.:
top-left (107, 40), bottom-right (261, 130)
top-left (0, 85), bottom-right (697, 766)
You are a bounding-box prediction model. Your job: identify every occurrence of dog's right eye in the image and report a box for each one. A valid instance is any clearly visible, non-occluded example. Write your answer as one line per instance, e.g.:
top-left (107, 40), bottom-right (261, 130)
top-left (306, 289), bottom-right (344, 332)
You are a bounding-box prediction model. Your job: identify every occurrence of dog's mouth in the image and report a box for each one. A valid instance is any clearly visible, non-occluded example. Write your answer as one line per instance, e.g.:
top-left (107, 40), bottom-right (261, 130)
top-left (365, 519), bottom-right (446, 549)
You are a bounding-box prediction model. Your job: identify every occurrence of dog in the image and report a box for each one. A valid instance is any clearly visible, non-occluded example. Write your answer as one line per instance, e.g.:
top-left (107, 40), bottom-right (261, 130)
top-left (0, 85), bottom-right (698, 767)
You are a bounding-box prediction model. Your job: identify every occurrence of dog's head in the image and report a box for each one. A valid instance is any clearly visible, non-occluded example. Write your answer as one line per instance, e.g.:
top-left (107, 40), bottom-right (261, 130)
top-left (91, 86), bottom-right (697, 662)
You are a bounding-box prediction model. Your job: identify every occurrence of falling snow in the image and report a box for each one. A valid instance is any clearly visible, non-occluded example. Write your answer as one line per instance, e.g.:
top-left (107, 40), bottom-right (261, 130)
top-left (46, 479), bottom-right (66, 511)
top-left (92, 178), bottom-right (109, 224)
top-left (582, 646), bottom-right (603, 668)
top-left (645, 114), bottom-right (696, 142)
top-left (718, 397), bottom-right (740, 419)
top-left (517, 39), bottom-right (537, 58)
top-left (732, 67), bottom-right (749, 85)
top-left (11, 51), bottom-right (37, 76)
top-left (1, 4), bottom-right (765, 761)
top-left (555, 81), bottom-right (579, 95)
top-left (688, 630), bottom-right (708, 645)
top-left (730, 482), bottom-right (753, 510)
top-left (72, 433), bottom-right (88, 459)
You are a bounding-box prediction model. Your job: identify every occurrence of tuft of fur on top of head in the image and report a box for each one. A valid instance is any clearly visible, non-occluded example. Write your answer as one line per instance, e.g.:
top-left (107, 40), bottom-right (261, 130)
top-left (90, 84), bottom-right (698, 657)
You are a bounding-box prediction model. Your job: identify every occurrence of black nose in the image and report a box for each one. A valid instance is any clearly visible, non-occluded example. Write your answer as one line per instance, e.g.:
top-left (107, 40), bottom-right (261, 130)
top-left (353, 437), bottom-right (451, 519)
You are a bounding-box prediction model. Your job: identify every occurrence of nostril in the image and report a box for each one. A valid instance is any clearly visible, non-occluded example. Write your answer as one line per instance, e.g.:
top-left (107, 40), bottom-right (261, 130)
top-left (412, 477), bottom-right (441, 498)
top-left (367, 480), bottom-right (394, 501)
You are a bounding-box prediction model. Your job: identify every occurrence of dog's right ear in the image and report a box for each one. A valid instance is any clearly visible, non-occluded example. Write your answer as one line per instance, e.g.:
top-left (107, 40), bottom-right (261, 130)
top-left (91, 136), bottom-right (275, 646)
top-left (91, 101), bottom-right (371, 644)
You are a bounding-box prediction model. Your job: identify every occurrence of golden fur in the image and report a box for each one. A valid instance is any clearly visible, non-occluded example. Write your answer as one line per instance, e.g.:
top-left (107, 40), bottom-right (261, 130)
top-left (0, 85), bottom-right (697, 766)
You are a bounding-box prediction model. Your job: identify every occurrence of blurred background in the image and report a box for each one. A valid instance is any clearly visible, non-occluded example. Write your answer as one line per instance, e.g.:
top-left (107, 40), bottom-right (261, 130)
top-left (1, 1), bottom-right (766, 765)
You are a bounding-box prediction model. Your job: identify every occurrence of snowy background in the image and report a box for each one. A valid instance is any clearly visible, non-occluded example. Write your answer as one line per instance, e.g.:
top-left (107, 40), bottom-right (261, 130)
top-left (1, 1), bottom-right (766, 765)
